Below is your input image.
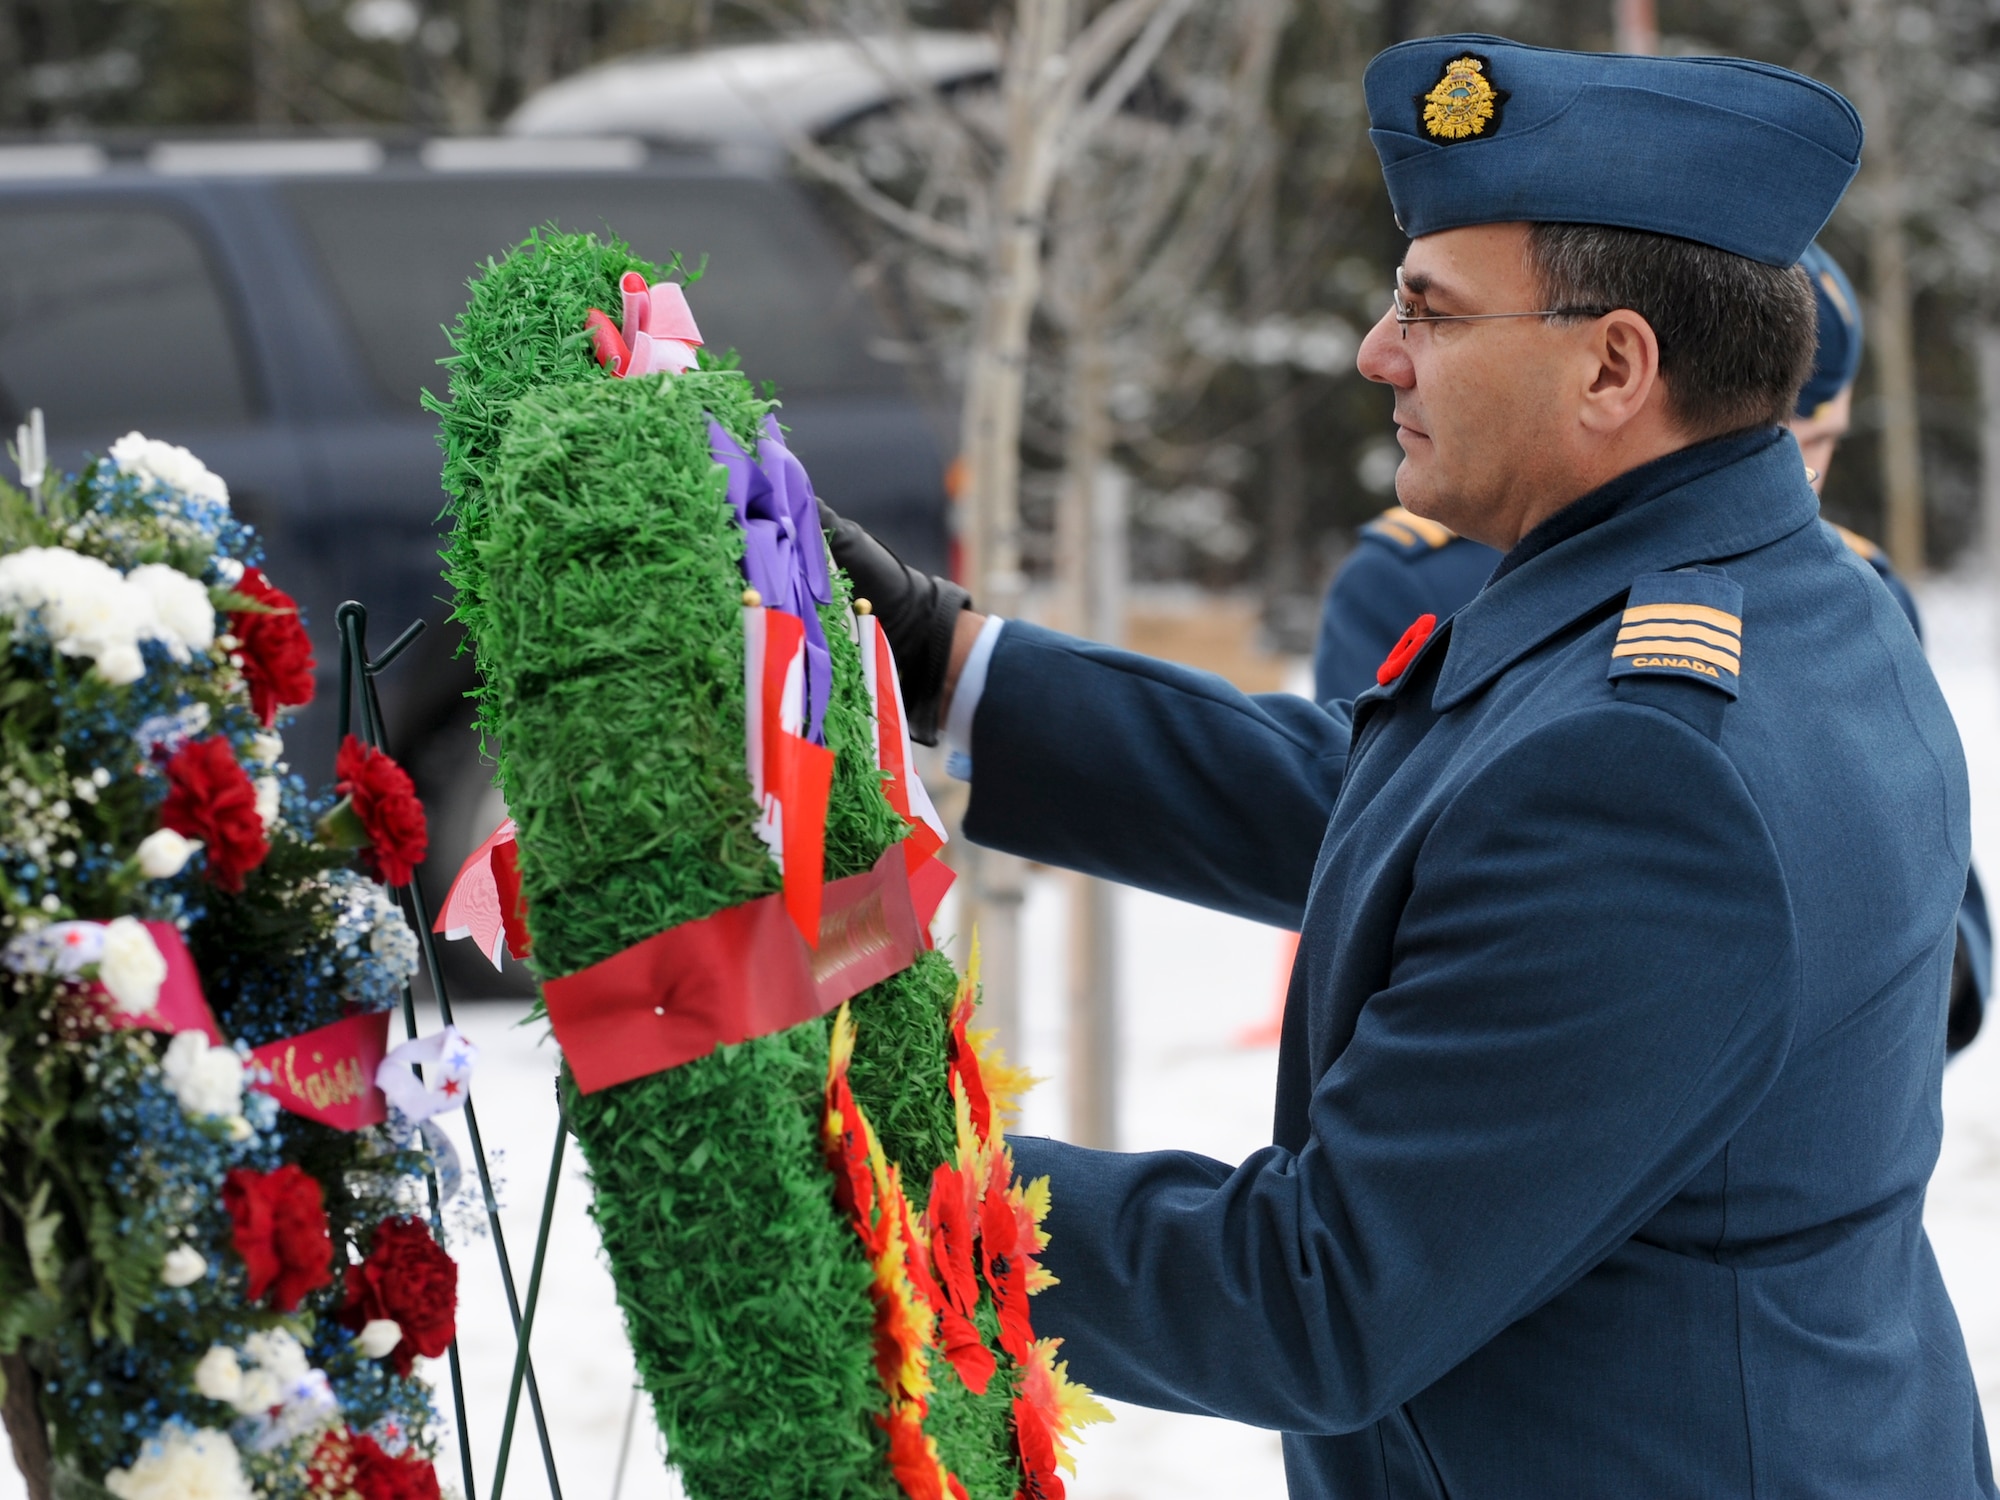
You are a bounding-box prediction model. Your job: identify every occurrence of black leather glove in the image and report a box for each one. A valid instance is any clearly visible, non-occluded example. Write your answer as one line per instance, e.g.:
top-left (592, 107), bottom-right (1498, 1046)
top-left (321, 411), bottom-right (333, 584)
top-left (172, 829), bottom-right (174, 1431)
top-left (1947, 939), bottom-right (1984, 1056)
top-left (818, 498), bottom-right (970, 746)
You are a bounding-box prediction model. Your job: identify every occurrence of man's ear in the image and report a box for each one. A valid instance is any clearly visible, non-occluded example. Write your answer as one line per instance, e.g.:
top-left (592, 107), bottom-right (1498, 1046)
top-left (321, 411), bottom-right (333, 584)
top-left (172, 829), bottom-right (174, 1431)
top-left (1577, 310), bottom-right (1663, 435)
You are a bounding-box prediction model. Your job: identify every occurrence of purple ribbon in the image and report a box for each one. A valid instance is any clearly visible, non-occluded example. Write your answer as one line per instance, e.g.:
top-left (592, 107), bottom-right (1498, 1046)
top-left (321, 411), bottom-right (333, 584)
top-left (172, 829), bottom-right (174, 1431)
top-left (711, 415), bottom-right (832, 745)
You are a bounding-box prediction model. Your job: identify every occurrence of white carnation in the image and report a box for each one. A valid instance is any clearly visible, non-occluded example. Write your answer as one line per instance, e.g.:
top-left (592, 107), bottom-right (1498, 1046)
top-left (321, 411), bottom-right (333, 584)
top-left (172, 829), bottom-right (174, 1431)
top-left (0, 547), bottom-right (156, 685)
top-left (98, 917), bottom-right (166, 1016)
top-left (95, 640), bottom-right (145, 686)
top-left (242, 1329), bottom-right (309, 1383)
top-left (192, 1347), bottom-right (241, 1404)
top-left (233, 1331), bottom-right (333, 1439)
top-left (104, 1426), bottom-right (254, 1500)
top-left (254, 775), bottom-right (280, 831)
top-left (355, 1319), bottom-right (403, 1359)
top-left (232, 1368), bottom-right (281, 1416)
top-left (159, 1032), bottom-right (244, 1119)
top-left (108, 433), bottom-right (231, 514)
top-left (248, 732), bottom-right (283, 767)
top-left (136, 829), bottom-right (201, 879)
top-left (160, 1245), bottom-right (207, 1287)
top-left (127, 564), bottom-right (216, 662)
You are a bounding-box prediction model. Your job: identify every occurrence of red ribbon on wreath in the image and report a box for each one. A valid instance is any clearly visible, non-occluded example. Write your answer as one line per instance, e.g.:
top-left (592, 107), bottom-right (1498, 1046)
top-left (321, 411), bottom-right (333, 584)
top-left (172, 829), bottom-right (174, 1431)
top-left (250, 1011), bottom-right (391, 1131)
top-left (543, 845), bottom-right (952, 1095)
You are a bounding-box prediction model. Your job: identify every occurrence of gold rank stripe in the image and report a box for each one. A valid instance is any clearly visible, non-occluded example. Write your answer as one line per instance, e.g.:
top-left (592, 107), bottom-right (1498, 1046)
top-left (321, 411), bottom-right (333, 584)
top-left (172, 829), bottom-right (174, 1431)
top-left (1614, 617), bottom-right (1741, 654)
top-left (1373, 518), bottom-right (1420, 548)
top-left (1386, 508), bottom-right (1455, 548)
top-left (1620, 601), bottom-right (1742, 636)
top-left (1612, 637), bottom-right (1741, 675)
top-left (1370, 507), bottom-right (1457, 549)
top-left (1831, 523), bottom-right (1883, 563)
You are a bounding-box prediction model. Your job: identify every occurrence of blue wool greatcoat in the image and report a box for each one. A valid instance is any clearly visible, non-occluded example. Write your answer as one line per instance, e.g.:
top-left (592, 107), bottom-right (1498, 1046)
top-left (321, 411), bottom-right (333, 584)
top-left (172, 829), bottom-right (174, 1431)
top-left (1311, 505), bottom-right (1992, 1055)
top-left (969, 429), bottom-right (1994, 1498)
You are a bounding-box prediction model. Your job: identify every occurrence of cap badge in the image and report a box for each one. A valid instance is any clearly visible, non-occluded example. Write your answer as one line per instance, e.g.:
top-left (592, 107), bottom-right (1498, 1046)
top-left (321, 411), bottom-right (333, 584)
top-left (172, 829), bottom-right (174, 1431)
top-left (1420, 55), bottom-right (1502, 142)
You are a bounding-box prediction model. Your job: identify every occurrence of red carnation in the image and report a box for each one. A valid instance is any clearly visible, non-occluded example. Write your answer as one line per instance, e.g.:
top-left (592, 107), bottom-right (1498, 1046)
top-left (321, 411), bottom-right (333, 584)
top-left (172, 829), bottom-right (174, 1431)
top-left (223, 1164), bottom-right (334, 1312)
top-left (339, 1216), bottom-right (457, 1376)
top-left (316, 1432), bottom-right (440, 1500)
top-left (332, 736), bottom-right (429, 888)
top-left (161, 737), bottom-right (269, 893)
top-left (351, 1434), bottom-right (441, 1500)
top-left (229, 567), bottom-right (316, 727)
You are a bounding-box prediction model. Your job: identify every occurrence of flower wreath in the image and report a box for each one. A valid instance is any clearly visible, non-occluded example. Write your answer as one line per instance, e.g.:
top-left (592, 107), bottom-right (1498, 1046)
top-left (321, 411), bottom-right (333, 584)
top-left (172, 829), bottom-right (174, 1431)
top-left (434, 230), bottom-right (1108, 1500)
top-left (0, 427), bottom-right (466, 1500)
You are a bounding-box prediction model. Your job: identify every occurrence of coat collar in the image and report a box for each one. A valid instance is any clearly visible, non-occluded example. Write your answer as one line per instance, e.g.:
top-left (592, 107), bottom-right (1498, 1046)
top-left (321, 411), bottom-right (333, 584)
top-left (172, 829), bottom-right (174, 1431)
top-left (1432, 427), bottom-right (1820, 711)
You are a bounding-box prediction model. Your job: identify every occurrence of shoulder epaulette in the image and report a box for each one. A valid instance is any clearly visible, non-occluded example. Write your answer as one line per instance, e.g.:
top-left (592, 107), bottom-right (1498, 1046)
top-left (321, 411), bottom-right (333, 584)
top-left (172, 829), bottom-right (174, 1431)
top-left (1608, 569), bottom-right (1744, 699)
top-left (1830, 522), bottom-right (1885, 565)
top-left (1361, 506), bottom-right (1458, 556)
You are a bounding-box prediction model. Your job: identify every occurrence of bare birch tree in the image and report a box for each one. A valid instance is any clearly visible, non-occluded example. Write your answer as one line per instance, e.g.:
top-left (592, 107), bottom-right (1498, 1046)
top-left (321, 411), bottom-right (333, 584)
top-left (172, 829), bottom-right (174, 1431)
top-left (788, 0), bottom-right (1269, 1071)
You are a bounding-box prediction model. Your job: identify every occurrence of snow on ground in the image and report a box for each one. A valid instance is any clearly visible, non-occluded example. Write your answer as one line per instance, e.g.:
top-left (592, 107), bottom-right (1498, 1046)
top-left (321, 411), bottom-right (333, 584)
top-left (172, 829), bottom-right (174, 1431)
top-left (11, 571), bottom-right (2000, 1500)
top-left (401, 869), bottom-right (1300, 1500)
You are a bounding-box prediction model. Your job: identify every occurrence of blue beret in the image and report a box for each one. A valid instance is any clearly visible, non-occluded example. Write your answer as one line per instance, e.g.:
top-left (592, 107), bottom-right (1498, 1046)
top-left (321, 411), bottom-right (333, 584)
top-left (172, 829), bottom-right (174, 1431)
top-left (1796, 241), bottom-right (1863, 415)
top-left (1365, 36), bottom-right (1862, 266)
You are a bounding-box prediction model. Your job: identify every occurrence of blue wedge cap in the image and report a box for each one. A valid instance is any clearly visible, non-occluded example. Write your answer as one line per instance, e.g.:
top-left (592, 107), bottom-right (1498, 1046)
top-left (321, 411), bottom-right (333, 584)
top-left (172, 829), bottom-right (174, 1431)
top-left (1797, 241), bottom-right (1863, 415)
top-left (1366, 36), bottom-right (1862, 266)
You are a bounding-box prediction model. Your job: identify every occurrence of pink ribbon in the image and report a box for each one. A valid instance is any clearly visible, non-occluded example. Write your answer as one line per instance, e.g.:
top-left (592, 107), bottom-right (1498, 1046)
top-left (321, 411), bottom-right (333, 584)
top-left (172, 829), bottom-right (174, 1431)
top-left (586, 273), bottom-right (705, 379)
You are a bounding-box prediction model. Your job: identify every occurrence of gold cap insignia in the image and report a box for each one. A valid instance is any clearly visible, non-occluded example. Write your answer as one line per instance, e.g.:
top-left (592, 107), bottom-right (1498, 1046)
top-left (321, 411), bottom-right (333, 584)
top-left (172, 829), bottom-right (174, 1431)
top-left (1419, 55), bottom-right (1504, 142)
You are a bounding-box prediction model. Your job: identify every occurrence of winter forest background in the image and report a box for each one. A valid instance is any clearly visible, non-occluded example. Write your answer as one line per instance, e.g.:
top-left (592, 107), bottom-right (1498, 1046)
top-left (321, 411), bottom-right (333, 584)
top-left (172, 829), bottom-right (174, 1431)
top-left (1, 0), bottom-right (1996, 644)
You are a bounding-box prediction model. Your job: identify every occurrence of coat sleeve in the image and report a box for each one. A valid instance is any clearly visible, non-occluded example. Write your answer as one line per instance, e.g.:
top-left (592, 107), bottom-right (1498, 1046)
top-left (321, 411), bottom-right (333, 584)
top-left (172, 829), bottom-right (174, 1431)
top-left (961, 621), bottom-right (1351, 930)
top-left (1010, 701), bottom-right (1801, 1434)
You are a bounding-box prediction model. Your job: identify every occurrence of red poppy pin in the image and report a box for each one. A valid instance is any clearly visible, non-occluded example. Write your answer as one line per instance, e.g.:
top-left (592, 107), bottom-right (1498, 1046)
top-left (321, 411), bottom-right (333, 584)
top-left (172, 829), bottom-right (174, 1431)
top-left (1376, 613), bottom-right (1438, 686)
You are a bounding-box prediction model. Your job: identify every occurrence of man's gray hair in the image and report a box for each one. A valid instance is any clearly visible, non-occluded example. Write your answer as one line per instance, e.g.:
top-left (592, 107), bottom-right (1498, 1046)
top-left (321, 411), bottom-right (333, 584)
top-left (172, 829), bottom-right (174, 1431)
top-left (1526, 224), bottom-right (1819, 436)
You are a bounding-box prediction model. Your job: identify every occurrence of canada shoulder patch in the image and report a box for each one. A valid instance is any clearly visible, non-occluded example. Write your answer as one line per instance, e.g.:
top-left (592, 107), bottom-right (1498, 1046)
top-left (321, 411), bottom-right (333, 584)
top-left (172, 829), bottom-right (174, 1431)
top-left (1607, 570), bottom-right (1744, 699)
top-left (1362, 506), bottom-right (1457, 557)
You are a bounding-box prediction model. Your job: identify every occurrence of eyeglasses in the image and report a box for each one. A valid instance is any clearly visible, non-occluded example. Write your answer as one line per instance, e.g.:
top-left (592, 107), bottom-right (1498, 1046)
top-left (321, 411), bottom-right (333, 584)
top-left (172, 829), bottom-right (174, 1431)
top-left (1392, 267), bottom-right (1611, 340)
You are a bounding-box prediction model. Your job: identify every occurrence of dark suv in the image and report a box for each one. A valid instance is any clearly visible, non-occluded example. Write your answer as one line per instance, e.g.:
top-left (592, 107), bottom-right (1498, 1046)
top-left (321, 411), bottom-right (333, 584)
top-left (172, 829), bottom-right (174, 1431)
top-left (0, 136), bottom-right (949, 980)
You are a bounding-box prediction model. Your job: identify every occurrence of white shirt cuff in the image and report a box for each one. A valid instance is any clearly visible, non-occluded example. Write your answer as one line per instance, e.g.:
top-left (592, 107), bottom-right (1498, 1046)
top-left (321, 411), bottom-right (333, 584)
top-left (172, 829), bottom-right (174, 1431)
top-left (943, 614), bottom-right (1005, 782)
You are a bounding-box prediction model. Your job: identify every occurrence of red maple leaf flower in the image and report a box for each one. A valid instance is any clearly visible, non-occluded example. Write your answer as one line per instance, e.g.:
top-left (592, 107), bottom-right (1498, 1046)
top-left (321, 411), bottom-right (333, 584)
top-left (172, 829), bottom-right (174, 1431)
top-left (946, 995), bottom-right (993, 1141)
top-left (824, 1073), bottom-right (882, 1254)
top-left (925, 1161), bottom-right (981, 1319)
top-left (937, 1303), bottom-right (996, 1395)
top-left (1011, 1394), bottom-right (1065, 1500)
top-left (979, 1154), bottom-right (1035, 1363)
top-left (879, 1404), bottom-right (957, 1500)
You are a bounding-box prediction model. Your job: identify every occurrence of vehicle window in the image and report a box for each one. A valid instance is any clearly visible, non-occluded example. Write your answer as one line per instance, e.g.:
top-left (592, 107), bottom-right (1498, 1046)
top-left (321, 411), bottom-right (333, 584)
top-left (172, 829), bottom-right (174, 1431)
top-left (0, 205), bottom-right (253, 433)
top-left (282, 175), bottom-right (902, 409)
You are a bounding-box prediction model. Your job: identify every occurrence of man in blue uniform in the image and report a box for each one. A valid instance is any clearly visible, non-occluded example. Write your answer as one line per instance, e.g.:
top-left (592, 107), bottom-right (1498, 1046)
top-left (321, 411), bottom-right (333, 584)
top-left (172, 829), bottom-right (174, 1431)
top-left (1314, 242), bottom-right (1991, 1054)
top-left (823, 35), bottom-right (1992, 1498)
top-left (1314, 246), bottom-right (1892, 697)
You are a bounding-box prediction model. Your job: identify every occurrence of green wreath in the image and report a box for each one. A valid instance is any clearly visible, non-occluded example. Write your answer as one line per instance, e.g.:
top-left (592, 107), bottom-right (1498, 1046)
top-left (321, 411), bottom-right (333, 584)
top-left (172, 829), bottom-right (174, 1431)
top-left (433, 229), bottom-right (1105, 1500)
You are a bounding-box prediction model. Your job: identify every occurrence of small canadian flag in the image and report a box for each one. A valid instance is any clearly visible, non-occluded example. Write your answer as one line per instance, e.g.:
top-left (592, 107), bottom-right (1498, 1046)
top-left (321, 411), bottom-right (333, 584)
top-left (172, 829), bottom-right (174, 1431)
top-left (857, 613), bottom-right (947, 870)
top-left (744, 602), bottom-right (836, 945)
